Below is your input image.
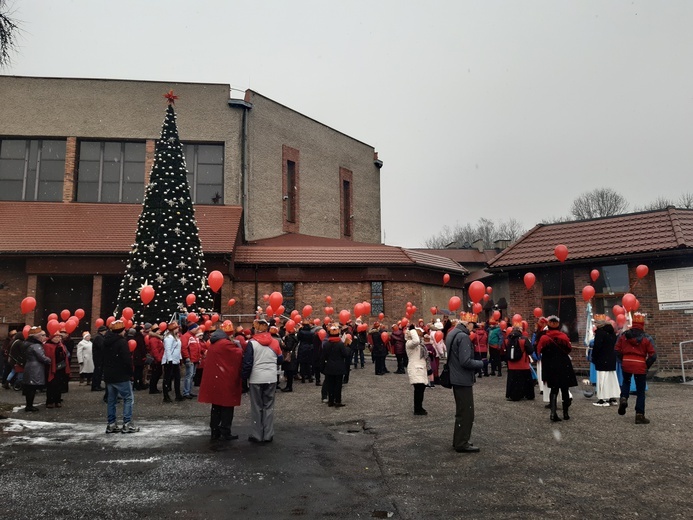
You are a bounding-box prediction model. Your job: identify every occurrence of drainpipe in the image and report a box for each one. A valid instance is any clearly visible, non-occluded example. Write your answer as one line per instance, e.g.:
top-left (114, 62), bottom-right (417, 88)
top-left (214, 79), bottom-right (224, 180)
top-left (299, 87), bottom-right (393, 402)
top-left (227, 97), bottom-right (253, 240)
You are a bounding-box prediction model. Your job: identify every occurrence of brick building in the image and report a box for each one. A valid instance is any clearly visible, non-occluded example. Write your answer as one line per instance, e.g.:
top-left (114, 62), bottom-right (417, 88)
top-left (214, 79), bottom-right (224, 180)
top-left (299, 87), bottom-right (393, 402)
top-left (485, 208), bottom-right (693, 372)
top-left (0, 76), bottom-right (465, 337)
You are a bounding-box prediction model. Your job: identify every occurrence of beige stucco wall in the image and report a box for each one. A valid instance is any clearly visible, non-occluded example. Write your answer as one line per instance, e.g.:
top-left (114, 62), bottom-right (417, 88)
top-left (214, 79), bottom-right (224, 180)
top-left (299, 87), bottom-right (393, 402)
top-left (0, 76), bottom-right (244, 206)
top-left (245, 91), bottom-right (382, 243)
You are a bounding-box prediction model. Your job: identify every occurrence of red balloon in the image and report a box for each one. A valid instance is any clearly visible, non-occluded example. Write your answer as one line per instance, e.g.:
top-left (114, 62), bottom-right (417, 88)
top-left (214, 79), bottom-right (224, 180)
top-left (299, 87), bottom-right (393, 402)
top-left (205, 320), bottom-right (213, 329)
top-left (60, 309), bottom-right (71, 321)
top-left (499, 320), bottom-right (507, 331)
top-left (443, 273), bottom-right (450, 285)
top-left (430, 306), bottom-right (437, 315)
top-left (616, 314), bottom-right (627, 327)
top-left (400, 317), bottom-right (409, 328)
top-left (211, 313), bottom-right (220, 323)
top-left (276, 305), bottom-right (285, 316)
top-left (124, 319), bottom-right (133, 329)
top-left (313, 318), bottom-right (321, 326)
top-left (266, 305), bottom-right (274, 316)
top-left (636, 265), bottom-right (649, 279)
top-left (554, 244), bottom-right (569, 262)
top-left (263, 294), bottom-right (270, 302)
top-left (128, 339), bottom-right (137, 352)
top-left (325, 296), bottom-right (333, 304)
top-left (285, 319), bottom-right (296, 333)
top-left (339, 309), bottom-right (351, 325)
top-left (186, 293), bottom-right (196, 306)
top-left (378, 312), bottom-right (384, 321)
top-left (486, 286), bottom-right (493, 295)
top-left (47, 319), bottom-right (60, 336)
top-left (141, 286), bottom-right (155, 305)
top-left (122, 307), bottom-right (134, 320)
top-left (317, 329), bottom-right (327, 340)
top-left (472, 303), bottom-right (482, 314)
top-left (64, 319), bottom-right (78, 334)
top-left (228, 298), bottom-right (236, 307)
top-left (94, 318), bottom-right (104, 328)
top-left (492, 310), bottom-right (501, 321)
top-left (302, 305), bottom-right (313, 318)
top-left (622, 293), bottom-right (636, 312)
top-left (47, 313), bottom-right (58, 322)
top-left (633, 299), bottom-right (640, 311)
top-left (483, 294), bottom-right (490, 302)
top-left (269, 291), bottom-right (283, 310)
top-left (380, 331), bottom-right (390, 343)
top-left (106, 316), bottom-right (116, 326)
top-left (434, 330), bottom-right (443, 342)
top-left (354, 303), bottom-right (365, 317)
top-left (362, 302), bottom-right (372, 315)
top-left (449, 296), bottom-right (461, 312)
top-left (357, 323), bottom-right (368, 332)
top-left (20, 297), bottom-right (36, 314)
top-left (159, 322), bottom-right (167, 332)
top-left (22, 325), bottom-right (31, 339)
top-left (582, 285), bottom-right (595, 302)
top-left (323, 316), bottom-right (332, 325)
top-left (406, 301), bottom-right (412, 308)
top-left (74, 308), bottom-right (85, 320)
top-left (187, 312), bottom-right (199, 323)
top-left (470, 332), bottom-right (477, 341)
top-left (524, 272), bottom-right (536, 290)
top-left (512, 314), bottom-right (523, 325)
top-left (411, 305), bottom-right (418, 315)
top-left (208, 270), bottom-right (224, 293)
top-left (468, 281), bottom-right (486, 304)
top-left (590, 269), bottom-right (600, 282)
top-left (533, 307), bottom-right (543, 318)
top-left (612, 304), bottom-right (625, 316)
top-left (291, 310), bottom-right (300, 320)
top-left (325, 307), bottom-right (334, 315)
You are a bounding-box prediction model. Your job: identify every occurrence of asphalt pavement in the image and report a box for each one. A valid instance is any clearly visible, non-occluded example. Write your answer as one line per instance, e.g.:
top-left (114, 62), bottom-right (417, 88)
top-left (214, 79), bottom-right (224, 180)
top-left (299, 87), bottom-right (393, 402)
top-left (1, 358), bottom-right (692, 520)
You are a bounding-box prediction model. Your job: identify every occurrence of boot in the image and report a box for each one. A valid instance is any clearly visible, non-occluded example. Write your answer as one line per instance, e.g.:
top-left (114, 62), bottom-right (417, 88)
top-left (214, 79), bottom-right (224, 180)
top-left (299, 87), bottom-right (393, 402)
top-left (617, 397), bottom-right (628, 416)
top-left (635, 413), bottom-right (650, 424)
top-left (562, 400), bottom-right (571, 420)
top-left (163, 392), bottom-right (172, 403)
top-left (549, 393), bottom-right (561, 422)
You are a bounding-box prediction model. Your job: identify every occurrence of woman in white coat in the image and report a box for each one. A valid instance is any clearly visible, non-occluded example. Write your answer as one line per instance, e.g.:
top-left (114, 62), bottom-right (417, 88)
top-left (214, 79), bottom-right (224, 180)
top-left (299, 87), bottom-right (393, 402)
top-left (405, 326), bottom-right (431, 415)
top-left (76, 331), bottom-right (94, 386)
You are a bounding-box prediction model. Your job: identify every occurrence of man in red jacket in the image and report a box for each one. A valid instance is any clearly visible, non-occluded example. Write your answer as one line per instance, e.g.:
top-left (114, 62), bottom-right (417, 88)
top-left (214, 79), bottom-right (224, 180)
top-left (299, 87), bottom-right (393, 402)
top-left (615, 313), bottom-right (656, 424)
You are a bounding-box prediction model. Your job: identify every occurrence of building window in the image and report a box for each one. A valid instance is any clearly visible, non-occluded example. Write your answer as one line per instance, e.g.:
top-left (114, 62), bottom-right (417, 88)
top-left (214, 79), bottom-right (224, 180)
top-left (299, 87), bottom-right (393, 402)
top-left (77, 141), bottom-right (146, 203)
top-left (282, 282), bottom-right (295, 313)
top-left (591, 264), bottom-right (629, 315)
top-left (540, 269), bottom-right (578, 342)
top-left (0, 139), bottom-right (65, 201)
top-left (340, 167), bottom-right (353, 238)
top-left (282, 145), bottom-right (300, 233)
top-left (183, 143), bottom-right (224, 205)
top-left (371, 281), bottom-right (384, 316)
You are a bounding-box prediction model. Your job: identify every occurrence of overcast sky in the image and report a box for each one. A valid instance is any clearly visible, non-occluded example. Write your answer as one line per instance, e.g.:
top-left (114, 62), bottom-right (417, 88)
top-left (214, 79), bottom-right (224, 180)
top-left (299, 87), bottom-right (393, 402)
top-left (5, 0), bottom-right (693, 247)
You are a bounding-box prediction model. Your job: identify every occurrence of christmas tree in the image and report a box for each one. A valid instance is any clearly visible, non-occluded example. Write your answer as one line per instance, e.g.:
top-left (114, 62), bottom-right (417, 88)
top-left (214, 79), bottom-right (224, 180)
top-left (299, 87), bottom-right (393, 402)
top-left (115, 91), bottom-right (213, 323)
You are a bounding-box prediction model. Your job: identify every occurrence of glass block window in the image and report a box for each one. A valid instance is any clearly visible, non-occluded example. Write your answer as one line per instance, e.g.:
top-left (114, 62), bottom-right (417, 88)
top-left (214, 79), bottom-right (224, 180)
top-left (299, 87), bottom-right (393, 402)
top-left (371, 281), bottom-right (384, 316)
top-left (77, 141), bottom-right (146, 203)
top-left (0, 139), bottom-right (65, 201)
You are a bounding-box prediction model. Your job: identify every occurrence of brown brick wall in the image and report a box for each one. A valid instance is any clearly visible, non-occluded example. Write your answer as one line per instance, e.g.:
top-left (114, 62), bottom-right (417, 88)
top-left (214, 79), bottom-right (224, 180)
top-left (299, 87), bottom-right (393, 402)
top-left (0, 260), bottom-right (29, 325)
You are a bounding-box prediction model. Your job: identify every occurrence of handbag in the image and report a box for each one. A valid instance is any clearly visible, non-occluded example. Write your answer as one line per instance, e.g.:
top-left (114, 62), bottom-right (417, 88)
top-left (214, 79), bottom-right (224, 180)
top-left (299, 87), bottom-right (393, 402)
top-left (439, 362), bottom-right (452, 388)
top-left (56, 360), bottom-right (67, 371)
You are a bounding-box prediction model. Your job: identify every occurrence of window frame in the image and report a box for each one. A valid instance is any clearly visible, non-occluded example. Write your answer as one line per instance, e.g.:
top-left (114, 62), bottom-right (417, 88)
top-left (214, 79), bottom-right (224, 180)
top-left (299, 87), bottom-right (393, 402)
top-left (76, 140), bottom-right (146, 203)
top-left (371, 281), bottom-right (384, 316)
top-left (0, 138), bottom-right (66, 201)
top-left (183, 142), bottom-right (225, 205)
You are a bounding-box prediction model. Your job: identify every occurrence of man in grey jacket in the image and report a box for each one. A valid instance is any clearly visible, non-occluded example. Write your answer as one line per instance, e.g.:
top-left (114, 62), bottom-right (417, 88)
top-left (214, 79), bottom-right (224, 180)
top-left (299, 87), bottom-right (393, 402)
top-left (445, 317), bottom-right (484, 453)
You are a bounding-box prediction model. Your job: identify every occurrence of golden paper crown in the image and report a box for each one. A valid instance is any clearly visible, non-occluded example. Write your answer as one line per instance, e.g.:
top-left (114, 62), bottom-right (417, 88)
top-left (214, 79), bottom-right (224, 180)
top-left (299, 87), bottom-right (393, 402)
top-left (460, 312), bottom-right (478, 323)
top-left (593, 314), bottom-right (607, 322)
top-left (632, 312), bottom-right (646, 324)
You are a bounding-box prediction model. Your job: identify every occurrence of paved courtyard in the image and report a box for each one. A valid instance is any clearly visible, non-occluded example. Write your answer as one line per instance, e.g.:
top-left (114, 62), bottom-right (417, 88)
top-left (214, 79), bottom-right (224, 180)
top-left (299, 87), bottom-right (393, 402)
top-left (1, 358), bottom-right (691, 519)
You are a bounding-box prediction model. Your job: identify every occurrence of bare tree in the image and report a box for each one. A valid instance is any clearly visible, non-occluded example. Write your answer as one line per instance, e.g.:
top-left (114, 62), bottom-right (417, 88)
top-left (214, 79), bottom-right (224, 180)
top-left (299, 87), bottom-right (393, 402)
top-left (570, 188), bottom-right (629, 220)
top-left (0, 0), bottom-right (19, 69)
top-left (424, 218), bottom-right (527, 249)
top-left (641, 196), bottom-right (676, 211)
top-left (677, 192), bottom-right (693, 209)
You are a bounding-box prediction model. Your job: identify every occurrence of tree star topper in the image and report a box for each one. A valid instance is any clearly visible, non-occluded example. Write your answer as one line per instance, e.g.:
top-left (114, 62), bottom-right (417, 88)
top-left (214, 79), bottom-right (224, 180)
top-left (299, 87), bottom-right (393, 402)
top-left (164, 90), bottom-right (179, 105)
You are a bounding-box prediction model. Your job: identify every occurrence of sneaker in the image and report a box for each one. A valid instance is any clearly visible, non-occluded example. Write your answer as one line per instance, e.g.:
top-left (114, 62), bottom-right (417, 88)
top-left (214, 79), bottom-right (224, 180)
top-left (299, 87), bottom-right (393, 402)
top-left (106, 423), bottom-right (121, 434)
top-left (593, 400), bottom-right (609, 407)
top-left (608, 398), bottom-right (618, 405)
top-left (121, 422), bottom-right (140, 433)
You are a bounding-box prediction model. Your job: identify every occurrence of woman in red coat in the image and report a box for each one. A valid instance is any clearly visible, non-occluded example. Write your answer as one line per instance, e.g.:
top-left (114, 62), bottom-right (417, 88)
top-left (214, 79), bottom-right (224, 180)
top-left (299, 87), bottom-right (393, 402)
top-left (198, 324), bottom-right (243, 441)
top-left (147, 329), bottom-right (165, 394)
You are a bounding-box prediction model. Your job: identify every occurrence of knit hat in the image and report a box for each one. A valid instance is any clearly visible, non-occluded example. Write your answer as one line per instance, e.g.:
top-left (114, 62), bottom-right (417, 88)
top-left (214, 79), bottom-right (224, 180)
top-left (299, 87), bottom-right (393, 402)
top-left (143, 322), bottom-right (152, 330)
top-left (433, 319), bottom-right (444, 330)
top-left (110, 320), bottom-right (125, 332)
top-left (547, 315), bottom-right (560, 329)
top-left (97, 325), bottom-right (108, 333)
top-left (187, 323), bottom-right (199, 331)
top-left (82, 331), bottom-right (91, 339)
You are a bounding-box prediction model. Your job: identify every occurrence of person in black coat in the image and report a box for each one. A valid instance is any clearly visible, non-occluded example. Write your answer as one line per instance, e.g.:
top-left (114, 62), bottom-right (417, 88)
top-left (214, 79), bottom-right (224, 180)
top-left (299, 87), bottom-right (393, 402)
top-left (320, 324), bottom-right (350, 407)
top-left (591, 319), bottom-right (619, 406)
top-left (103, 320), bottom-right (139, 433)
top-left (369, 322), bottom-right (388, 375)
top-left (281, 330), bottom-right (298, 392)
top-left (91, 326), bottom-right (107, 391)
top-left (537, 316), bottom-right (578, 422)
top-left (297, 321), bottom-right (315, 383)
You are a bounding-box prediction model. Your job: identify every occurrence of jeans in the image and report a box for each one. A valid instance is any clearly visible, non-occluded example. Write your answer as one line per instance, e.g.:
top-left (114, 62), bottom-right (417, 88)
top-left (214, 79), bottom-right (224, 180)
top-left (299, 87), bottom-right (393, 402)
top-left (183, 361), bottom-right (197, 396)
top-left (163, 362), bottom-right (182, 398)
top-left (107, 381), bottom-right (134, 425)
top-left (352, 348), bottom-right (365, 367)
top-left (621, 372), bottom-right (647, 414)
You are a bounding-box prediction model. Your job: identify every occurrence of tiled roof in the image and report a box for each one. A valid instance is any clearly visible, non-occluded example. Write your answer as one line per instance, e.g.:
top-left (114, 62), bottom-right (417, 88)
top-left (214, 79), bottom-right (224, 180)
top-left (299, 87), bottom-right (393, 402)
top-left (235, 233), bottom-right (468, 273)
top-left (413, 248), bottom-right (499, 264)
top-left (0, 202), bottom-right (242, 254)
top-left (488, 208), bottom-right (693, 269)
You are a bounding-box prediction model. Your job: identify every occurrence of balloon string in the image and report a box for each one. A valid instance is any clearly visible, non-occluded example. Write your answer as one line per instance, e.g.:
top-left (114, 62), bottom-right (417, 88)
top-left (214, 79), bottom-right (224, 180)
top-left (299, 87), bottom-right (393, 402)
top-left (629, 279), bottom-right (639, 293)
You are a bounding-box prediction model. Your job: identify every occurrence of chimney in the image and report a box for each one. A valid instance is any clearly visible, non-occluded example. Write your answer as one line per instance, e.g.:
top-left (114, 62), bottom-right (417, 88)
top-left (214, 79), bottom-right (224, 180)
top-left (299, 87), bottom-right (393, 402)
top-left (472, 239), bottom-right (484, 252)
top-left (494, 239), bottom-right (511, 251)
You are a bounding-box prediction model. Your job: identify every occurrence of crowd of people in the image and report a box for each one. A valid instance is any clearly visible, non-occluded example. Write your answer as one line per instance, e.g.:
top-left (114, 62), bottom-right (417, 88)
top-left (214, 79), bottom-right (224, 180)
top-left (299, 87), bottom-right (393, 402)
top-left (1, 306), bottom-right (657, 449)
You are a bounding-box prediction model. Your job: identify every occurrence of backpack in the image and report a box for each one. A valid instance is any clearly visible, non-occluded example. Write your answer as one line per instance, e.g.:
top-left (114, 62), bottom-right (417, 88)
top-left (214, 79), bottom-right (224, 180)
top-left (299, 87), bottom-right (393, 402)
top-left (507, 335), bottom-right (525, 362)
top-left (9, 339), bottom-right (27, 367)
